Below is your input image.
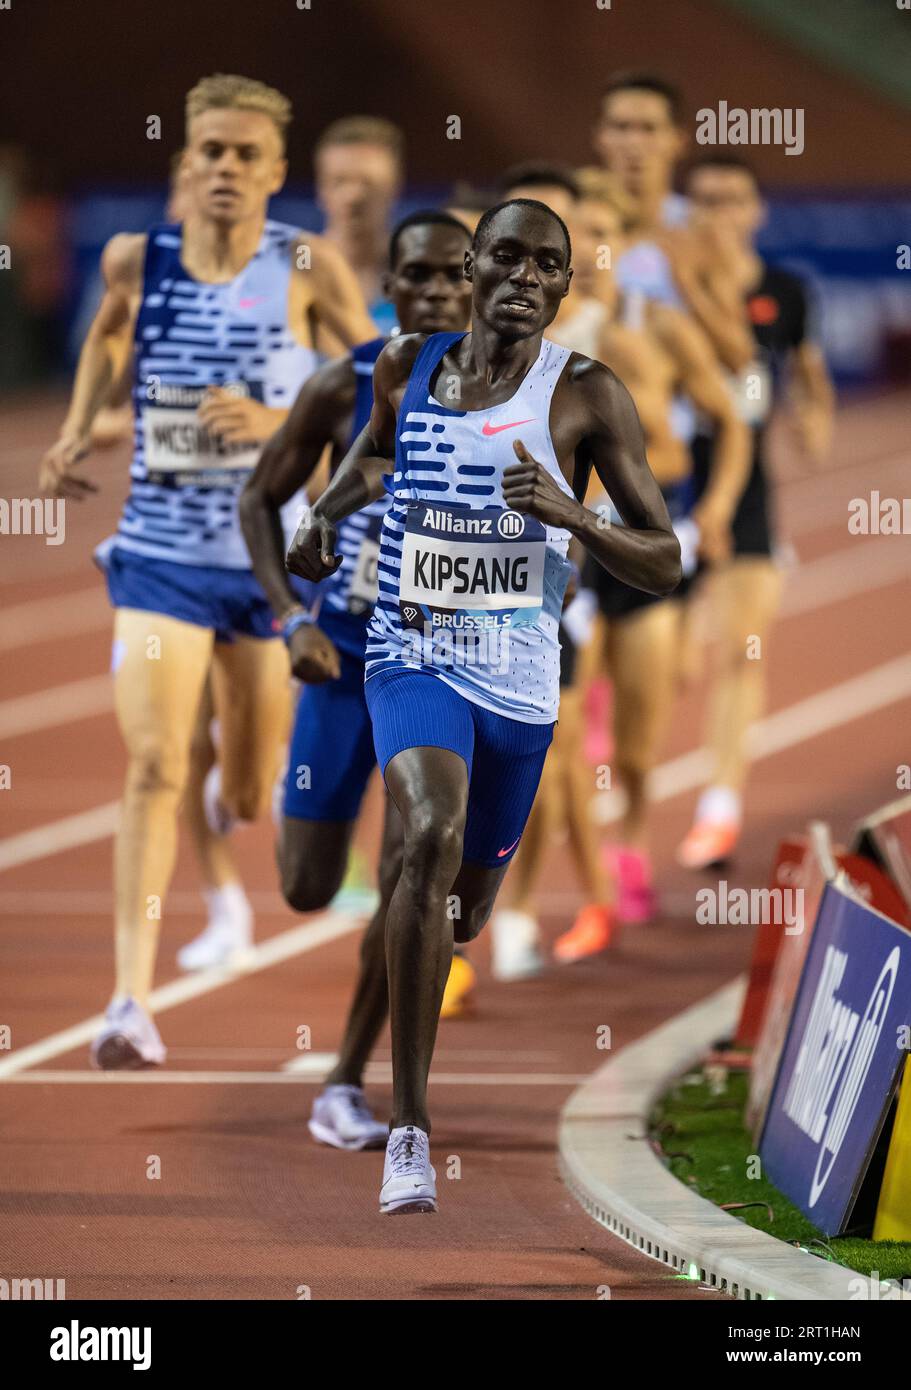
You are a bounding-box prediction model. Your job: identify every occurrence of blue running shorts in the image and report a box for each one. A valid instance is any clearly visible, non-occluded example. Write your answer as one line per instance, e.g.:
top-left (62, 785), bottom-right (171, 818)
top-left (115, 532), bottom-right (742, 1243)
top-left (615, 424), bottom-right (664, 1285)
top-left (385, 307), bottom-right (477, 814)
top-left (105, 545), bottom-right (312, 643)
top-left (365, 666), bottom-right (553, 868)
top-left (283, 645), bottom-right (377, 821)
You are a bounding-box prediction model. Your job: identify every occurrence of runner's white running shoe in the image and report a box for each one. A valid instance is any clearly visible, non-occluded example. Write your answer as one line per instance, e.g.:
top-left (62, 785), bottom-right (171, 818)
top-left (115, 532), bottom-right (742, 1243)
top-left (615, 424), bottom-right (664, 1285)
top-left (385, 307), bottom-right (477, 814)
top-left (177, 884), bottom-right (254, 972)
top-left (91, 997), bottom-right (166, 1070)
top-left (203, 764), bottom-right (236, 837)
top-left (490, 909), bottom-right (544, 981)
top-left (308, 1085), bottom-right (389, 1151)
top-left (379, 1125), bottom-right (437, 1214)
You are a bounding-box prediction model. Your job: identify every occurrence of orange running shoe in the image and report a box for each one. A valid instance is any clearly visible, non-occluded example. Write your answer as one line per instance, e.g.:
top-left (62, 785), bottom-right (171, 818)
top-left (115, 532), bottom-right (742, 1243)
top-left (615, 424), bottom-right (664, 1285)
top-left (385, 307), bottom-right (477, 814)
top-left (676, 819), bottom-right (740, 870)
top-left (439, 953), bottom-right (476, 1019)
top-left (553, 904), bottom-right (614, 963)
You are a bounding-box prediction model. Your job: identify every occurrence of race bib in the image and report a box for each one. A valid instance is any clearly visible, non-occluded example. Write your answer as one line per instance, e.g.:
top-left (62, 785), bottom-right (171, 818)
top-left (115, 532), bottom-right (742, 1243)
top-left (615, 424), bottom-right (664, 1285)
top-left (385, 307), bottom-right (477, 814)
top-left (346, 513), bottom-right (383, 615)
top-left (141, 382), bottom-right (262, 486)
top-left (398, 503), bottom-right (546, 633)
top-left (730, 359), bottom-right (773, 427)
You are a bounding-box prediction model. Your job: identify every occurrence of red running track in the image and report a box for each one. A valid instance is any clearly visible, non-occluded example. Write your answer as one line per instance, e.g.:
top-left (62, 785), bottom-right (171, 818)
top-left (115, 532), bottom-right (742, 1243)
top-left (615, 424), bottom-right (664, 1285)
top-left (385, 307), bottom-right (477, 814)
top-left (0, 389), bottom-right (908, 1299)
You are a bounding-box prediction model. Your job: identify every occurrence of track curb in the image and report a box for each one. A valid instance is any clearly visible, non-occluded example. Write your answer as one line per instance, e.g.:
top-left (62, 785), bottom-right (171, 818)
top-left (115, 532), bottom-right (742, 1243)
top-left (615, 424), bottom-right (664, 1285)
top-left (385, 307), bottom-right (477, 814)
top-left (558, 976), bottom-right (909, 1301)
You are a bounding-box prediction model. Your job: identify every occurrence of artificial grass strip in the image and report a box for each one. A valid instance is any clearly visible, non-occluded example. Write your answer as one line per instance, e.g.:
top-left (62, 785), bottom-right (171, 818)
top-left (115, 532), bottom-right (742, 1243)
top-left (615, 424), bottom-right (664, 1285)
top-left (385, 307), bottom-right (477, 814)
top-left (649, 1070), bottom-right (911, 1283)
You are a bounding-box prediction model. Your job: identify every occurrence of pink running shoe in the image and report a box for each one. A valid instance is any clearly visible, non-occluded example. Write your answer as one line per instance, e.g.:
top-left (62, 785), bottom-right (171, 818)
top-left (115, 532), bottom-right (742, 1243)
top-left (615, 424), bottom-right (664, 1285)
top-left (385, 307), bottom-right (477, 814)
top-left (607, 845), bottom-right (658, 923)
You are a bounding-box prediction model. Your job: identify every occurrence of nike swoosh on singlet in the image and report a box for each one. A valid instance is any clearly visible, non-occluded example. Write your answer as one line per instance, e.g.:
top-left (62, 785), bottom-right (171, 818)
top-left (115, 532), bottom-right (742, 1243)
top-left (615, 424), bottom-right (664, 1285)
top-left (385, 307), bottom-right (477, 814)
top-left (497, 836), bottom-right (522, 858)
top-left (481, 418), bottom-right (535, 436)
top-left (238, 295), bottom-right (266, 309)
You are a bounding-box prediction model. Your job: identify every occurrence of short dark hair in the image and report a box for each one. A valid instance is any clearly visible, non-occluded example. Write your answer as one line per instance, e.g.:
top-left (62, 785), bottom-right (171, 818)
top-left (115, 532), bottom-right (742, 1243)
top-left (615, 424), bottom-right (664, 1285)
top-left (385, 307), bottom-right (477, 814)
top-left (686, 153), bottom-right (761, 192)
top-left (497, 161), bottom-right (580, 202)
top-left (388, 209), bottom-right (471, 268)
top-left (472, 198), bottom-right (572, 267)
top-left (600, 71), bottom-right (684, 127)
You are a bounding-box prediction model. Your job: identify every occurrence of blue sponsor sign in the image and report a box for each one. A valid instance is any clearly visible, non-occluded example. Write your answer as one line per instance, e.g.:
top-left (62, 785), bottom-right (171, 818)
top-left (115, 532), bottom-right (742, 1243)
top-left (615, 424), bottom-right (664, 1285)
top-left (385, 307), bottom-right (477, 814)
top-left (760, 880), bottom-right (911, 1235)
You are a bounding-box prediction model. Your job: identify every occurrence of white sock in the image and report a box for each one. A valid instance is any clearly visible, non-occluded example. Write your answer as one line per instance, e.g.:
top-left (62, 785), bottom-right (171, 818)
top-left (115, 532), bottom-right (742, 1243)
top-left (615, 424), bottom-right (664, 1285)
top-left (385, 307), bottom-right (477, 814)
top-left (203, 882), bottom-right (252, 929)
top-left (696, 786), bottom-right (742, 826)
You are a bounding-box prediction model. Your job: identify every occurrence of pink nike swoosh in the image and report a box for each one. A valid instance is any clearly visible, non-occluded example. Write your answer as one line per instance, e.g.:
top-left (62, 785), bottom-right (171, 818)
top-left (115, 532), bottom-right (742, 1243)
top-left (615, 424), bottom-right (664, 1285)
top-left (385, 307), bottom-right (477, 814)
top-left (238, 295), bottom-right (266, 309)
top-left (482, 418), bottom-right (535, 436)
top-left (497, 835), bottom-right (522, 858)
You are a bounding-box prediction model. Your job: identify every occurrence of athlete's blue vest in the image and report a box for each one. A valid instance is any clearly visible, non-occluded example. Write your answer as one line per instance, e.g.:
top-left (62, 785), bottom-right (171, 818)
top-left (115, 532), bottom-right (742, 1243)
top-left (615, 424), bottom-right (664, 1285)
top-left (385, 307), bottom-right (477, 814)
top-left (316, 336), bottom-right (390, 660)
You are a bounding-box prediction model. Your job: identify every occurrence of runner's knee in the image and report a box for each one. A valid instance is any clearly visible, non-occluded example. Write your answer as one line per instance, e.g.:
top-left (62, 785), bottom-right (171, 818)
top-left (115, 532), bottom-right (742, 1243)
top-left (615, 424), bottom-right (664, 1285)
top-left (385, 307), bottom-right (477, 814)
top-left (280, 831), bottom-right (346, 913)
top-left (126, 738), bottom-right (188, 800)
top-left (453, 898), bottom-right (493, 944)
top-left (401, 803), bottom-right (464, 892)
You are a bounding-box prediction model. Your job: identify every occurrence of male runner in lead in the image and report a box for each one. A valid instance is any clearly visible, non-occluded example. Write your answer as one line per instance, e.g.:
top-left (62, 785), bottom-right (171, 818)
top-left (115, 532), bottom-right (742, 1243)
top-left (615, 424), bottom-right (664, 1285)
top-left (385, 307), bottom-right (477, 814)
top-left (39, 74), bottom-right (374, 1069)
top-left (287, 198), bottom-right (682, 1213)
top-left (240, 210), bottom-right (472, 1147)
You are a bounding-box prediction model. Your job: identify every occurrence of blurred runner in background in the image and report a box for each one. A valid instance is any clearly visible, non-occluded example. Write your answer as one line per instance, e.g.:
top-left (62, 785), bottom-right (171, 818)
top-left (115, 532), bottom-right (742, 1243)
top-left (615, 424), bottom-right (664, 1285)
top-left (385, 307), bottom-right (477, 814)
top-left (676, 153), bottom-right (834, 870)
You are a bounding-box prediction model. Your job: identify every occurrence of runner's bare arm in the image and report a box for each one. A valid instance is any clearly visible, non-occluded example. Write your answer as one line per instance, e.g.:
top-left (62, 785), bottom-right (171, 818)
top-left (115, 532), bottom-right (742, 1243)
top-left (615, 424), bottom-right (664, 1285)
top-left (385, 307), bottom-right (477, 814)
top-left (788, 341), bottom-right (835, 466)
top-left (503, 361), bottom-right (681, 596)
top-left (297, 231), bottom-right (377, 350)
top-left (239, 358), bottom-right (354, 621)
top-left (39, 232), bottom-right (144, 497)
top-left (285, 336), bottom-right (416, 582)
top-left (658, 305), bottom-right (751, 559)
top-left (663, 228), bottom-right (754, 372)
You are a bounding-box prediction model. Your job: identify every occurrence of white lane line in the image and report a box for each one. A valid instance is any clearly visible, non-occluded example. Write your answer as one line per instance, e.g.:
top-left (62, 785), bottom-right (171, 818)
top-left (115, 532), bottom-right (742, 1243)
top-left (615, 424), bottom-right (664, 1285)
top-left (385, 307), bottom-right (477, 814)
top-left (0, 673), bottom-right (112, 739)
top-left (1, 1069), bottom-right (589, 1086)
top-left (748, 652), bottom-right (911, 759)
top-left (779, 448), bottom-right (910, 537)
top-left (0, 586), bottom-right (109, 652)
top-left (0, 802), bottom-right (120, 873)
top-left (3, 655), bottom-right (910, 1072)
top-left (0, 909), bottom-right (367, 1078)
top-left (3, 532), bottom-right (907, 746)
top-left (0, 439), bottom-right (902, 654)
top-left (3, 653), bottom-right (910, 872)
top-left (779, 535), bottom-right (911, 619)
top-left (593, 651), bottom-right (911, 824)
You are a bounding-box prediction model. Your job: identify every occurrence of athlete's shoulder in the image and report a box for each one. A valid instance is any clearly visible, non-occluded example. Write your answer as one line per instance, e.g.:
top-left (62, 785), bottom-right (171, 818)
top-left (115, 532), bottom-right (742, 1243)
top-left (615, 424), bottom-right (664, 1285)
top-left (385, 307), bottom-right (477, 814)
top-left (312, 350), bottom-right (359, 398)
top-left (375, 332), bottom-right (431, 381)
top-left (101, 232), bottom-right (146, 288)
top-left (562, 352), bottom-right (639, 425)
top-left (564, 350), bottom-right (625, 394)
top-left (289, 228), bottom-right (350, 278)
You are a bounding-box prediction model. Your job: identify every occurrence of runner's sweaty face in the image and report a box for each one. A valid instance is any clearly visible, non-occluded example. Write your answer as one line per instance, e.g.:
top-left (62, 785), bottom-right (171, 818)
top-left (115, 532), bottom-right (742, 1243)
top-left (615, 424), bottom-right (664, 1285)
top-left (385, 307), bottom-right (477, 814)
top-left (184, 109), bottom-right (287, 227)
top-left (386, 224), bottom-right (472, 336)
top-left (467, 205), bottom-right (571, 340)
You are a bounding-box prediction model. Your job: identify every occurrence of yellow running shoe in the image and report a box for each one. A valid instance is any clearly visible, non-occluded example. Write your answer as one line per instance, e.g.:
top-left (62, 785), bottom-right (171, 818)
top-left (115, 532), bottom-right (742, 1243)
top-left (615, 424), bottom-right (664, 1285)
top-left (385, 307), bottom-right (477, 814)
top-left (439, 954), bottom-right (476, 1019)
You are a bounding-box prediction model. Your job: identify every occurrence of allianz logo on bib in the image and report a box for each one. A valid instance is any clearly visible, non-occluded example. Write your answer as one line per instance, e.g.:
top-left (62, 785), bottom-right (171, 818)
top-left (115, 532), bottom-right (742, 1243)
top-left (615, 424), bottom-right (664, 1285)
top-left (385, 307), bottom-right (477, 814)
top-left (421, 507), bottom-right (492, 535)
top-left (782, 944), bottom-right (900, 1206)
top-left (419, 507), bottom-right (526, 539)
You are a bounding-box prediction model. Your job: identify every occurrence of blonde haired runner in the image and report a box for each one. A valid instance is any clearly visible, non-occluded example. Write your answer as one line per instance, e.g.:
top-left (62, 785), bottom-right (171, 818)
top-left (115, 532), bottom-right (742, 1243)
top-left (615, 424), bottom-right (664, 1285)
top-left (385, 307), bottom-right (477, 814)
top-left (40, 74), bottom-right (374, 1068)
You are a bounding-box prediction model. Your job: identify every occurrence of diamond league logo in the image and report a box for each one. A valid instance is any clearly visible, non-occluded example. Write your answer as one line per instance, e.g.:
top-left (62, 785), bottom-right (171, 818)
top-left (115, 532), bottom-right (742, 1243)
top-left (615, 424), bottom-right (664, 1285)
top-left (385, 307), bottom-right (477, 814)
top-left (403, 606), bottom-right (418, 622)
top-left (497, 510), bottom-right (525, 539)
top-left (806, 945), bottom-right (906, 1206)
